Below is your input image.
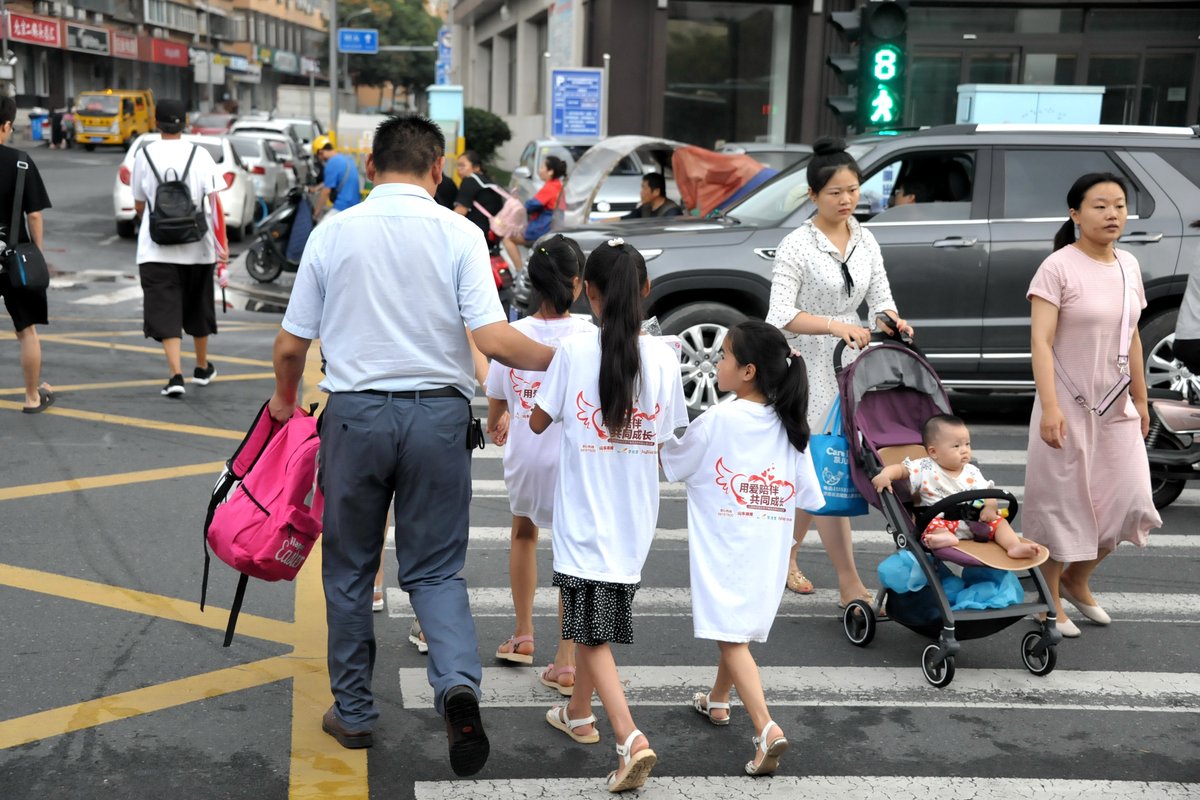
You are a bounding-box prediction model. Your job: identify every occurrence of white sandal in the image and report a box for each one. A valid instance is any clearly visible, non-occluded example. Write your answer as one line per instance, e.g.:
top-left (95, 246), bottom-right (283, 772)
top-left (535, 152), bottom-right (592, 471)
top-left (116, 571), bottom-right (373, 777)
top-left (744, 720), bottom-right (789, 776)
top-left (691, 691), bottom-right (731, 726)
top-left (545, 705), bottom-right (599, 744)
top-left (606, 729), bottom-right (656, 793)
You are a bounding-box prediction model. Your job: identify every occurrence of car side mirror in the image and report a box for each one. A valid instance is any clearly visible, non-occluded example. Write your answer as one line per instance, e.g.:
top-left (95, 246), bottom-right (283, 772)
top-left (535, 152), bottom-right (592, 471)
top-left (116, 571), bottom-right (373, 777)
top-left (512, 166), bottom-right (532, 179)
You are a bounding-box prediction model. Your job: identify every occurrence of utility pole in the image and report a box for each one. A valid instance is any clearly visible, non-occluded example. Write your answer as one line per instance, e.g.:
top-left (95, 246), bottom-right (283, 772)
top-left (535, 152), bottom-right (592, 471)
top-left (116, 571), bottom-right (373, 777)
top-left (206, 5), bottom-right (215, 112)
top-left (328, 0), bottom-right (338, 135)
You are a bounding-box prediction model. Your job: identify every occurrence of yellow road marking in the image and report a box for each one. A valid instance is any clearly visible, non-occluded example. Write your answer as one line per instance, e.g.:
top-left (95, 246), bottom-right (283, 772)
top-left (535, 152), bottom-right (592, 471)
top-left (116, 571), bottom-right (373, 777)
top-left (0, 656), bottom-right (308, 750)
top-left (0, 371), bottom-right (275, 397)
top-left (38, 335), bottom-right (275, 367)
top-left (0, 563), bottom-right (294, 645)
top-left (0, 461), bottom-right (226, 501)
top-left (0, 401), bottom-right (247, 441)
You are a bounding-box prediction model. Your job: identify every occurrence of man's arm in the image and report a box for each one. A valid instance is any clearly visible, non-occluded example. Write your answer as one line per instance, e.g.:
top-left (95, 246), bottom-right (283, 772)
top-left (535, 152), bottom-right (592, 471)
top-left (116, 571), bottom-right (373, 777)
top-left (26, 211), bottom-right (44, 249)
top-left (471, 321), bottom-right (555, 372)
top-left (269, 329), bottom-right (312, 423)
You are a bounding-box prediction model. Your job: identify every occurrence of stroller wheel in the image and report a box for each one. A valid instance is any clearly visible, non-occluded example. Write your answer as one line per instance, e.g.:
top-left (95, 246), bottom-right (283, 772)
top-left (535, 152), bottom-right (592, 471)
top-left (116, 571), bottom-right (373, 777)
top-left (842, 600), bottom-right (876, 647)
top-left (1020, 630), bottom-right (1058, 676)
top-left (921, 644), bottom-right (956, 688)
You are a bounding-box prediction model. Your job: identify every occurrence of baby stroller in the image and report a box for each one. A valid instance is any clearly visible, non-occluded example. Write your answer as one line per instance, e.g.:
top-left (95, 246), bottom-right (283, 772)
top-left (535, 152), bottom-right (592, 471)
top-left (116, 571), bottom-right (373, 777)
top-left (834, 327), bottom-right (1062, 687)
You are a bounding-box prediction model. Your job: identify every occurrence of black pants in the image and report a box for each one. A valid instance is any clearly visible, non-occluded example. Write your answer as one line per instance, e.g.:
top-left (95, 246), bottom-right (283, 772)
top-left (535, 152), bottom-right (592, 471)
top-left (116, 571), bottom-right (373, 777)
top-left (1175, 338), bottom-right (1200, 375)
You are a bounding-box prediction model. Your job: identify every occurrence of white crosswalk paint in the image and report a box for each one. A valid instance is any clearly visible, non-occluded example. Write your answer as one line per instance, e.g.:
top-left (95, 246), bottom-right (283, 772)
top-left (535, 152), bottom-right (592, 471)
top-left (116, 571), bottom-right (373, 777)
top-left (385, 586), bottom-right (1200, 621)
top-left (70, 286), bottom-right (145, 306)
top-left (414, 777), bottom-right (1200, 800)
top-left (397, 664), bottom-right (1200, 713)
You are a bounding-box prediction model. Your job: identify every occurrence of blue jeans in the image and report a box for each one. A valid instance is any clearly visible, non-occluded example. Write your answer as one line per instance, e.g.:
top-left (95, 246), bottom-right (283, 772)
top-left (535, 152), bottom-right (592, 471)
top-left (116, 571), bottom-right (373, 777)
top-left (318, 390), bottom-right (479, 729)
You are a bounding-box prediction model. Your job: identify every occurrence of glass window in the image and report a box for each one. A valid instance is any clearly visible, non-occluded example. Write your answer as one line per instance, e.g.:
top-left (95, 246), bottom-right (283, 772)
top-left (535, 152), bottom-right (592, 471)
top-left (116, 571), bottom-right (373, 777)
top-left (909, 8), bottom-right (1081, 34)
top-left (1000, 150), bottom-right (1138, 219)
top-left (78, 94), bottom-right (120, 115)
top-left (1085, 8), bottom-right (1200, 33)
top-left (858, 152), bottom-right (976, 219)
top-left (724, 143), bottom-right (875, 227)
top-left (1023, 54), bottom-right (1076, 86)
top-left (907, 55), bottom-right (960, 127)
top-left (968, 52), bottom-right (1017, 84)
top-left (230, 138), bottom-right (263, 159)
top-left (1140, 54), bottom-right (1194, 127)
top-left (1088, 56), bottom-right (1139, 125)
top-left (1155, 149), bottom-right (1200, 189)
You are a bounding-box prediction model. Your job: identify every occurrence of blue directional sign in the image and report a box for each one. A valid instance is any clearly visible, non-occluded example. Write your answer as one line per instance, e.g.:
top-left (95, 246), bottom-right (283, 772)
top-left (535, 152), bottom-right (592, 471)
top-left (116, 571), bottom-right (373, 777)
top-left (435, 25), bottom-right (451, 85)
top-left (337, 28), bottom-right (379, 54)
top-left (550, 68), bottom-right (604, 139)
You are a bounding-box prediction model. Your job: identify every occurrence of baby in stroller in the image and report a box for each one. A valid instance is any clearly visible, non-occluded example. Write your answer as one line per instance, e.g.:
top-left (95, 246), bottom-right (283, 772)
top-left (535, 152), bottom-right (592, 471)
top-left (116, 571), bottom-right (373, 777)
top-left (872, 413), bottom-right (1041, 560)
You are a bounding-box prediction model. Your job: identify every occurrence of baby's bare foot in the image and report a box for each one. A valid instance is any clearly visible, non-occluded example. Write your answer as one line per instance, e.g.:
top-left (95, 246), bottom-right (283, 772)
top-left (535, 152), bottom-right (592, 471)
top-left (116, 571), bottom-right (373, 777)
top-left (1007, 541), bottom-right (1041, 559)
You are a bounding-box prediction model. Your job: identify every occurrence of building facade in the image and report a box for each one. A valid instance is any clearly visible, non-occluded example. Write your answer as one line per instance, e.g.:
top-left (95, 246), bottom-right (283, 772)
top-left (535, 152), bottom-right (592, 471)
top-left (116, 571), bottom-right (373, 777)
top-left (455, 0), bottom-right (1200, 164)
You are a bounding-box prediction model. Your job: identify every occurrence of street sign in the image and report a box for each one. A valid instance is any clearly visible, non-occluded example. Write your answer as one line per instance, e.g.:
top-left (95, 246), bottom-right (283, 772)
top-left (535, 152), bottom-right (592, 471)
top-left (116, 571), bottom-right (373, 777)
top-left (435, 25), bottom-right (451, 85)
top-left (549, 68), bottom-right (604, 139)
top-left (337, 28), bottom-right (379, 55)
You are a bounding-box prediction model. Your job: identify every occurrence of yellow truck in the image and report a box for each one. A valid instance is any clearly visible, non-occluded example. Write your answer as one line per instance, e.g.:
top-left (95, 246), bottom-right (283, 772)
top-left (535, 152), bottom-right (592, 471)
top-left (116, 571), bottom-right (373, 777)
top-left (74, 89), bottom-right (156, 150)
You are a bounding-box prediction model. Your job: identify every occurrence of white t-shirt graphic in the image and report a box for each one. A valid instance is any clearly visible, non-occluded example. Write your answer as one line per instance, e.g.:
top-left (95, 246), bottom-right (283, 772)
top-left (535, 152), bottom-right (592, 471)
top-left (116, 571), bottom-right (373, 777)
top-left (535, 331), bottom-right (689, 584)
top-left (131, 138), bottom-right (223, 265)
top-left (661, 400), bottom-right (823, 642)
top-left (485, 315), bottom-right (597, 527)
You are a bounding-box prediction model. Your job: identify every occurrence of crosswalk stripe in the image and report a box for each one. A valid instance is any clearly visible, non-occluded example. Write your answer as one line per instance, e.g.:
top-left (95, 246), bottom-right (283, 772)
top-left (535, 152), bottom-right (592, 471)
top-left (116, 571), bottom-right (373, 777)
top-left (397, 665), bottom-right (1200, 713)
top-left (414, 777), bottom-right (1200, 800)
top-left (70, 286), bottom-right (145, 306)
top-left (384, 586), bottom-right (1200, 621)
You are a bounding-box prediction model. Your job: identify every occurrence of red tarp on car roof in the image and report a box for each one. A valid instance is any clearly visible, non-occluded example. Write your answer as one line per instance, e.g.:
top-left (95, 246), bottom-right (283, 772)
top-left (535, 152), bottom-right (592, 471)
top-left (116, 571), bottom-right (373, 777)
top-left (672, 146), bottom-right (767, 217)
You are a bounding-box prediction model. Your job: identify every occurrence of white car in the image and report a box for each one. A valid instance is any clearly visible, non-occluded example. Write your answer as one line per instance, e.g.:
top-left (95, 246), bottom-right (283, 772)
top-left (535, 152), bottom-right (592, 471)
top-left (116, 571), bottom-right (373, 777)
top-left (231, 129), bottom-right (312, 188)
top-left (269, 116), bottom-right (326, 157)
top-left (227, 135), bottom-right (292, 209)
top-left (112, 133), bottom-right (257, 241)
top-left (230, 119), bottom-right (307, 157)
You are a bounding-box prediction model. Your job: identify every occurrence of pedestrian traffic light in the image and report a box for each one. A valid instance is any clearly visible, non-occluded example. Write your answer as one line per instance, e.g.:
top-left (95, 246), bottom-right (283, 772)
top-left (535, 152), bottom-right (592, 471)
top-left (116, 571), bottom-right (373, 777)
top-left (858, 0), bottom-right (907, 131)
top-left (825, 8), bottom-right (862, 127)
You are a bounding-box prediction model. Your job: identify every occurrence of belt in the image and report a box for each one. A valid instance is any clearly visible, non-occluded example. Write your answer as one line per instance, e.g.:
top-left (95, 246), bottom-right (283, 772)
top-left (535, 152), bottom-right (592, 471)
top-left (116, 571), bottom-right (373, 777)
top-left (360, 387), bottom-right (464, 400)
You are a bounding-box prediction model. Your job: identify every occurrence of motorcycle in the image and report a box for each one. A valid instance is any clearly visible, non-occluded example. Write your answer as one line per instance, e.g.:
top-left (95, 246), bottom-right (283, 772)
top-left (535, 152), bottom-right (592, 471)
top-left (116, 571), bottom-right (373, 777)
top-left (1146, 387), bottom-right (1200, 508)
top-left (245, 186), bottom-right (314, 283)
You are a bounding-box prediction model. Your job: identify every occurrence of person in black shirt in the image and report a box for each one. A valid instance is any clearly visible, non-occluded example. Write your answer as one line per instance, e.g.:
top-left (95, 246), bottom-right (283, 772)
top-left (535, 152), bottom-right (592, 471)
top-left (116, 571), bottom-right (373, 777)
top-left (0, 96), bottom-right (55, 412)
top-left (453, 150), bottom-right (494, 238)
top-left (627, 172), bottom-right (682, 219)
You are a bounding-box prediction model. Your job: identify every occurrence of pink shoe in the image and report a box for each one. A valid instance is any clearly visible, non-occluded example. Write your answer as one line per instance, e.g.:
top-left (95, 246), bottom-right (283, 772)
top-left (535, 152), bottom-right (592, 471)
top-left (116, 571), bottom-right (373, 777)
top-left (539, 663), bottom-right (575, 696)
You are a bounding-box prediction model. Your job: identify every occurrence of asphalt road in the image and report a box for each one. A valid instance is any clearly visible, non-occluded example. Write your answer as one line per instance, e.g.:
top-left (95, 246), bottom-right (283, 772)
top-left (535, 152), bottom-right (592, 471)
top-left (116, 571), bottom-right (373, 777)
top-left (0, 144), bottom-right (1197, 799)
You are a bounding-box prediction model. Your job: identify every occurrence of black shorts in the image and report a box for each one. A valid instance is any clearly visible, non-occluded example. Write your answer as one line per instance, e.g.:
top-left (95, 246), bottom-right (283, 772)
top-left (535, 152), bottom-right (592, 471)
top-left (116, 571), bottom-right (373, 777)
top-left (0, 272), bottom-right (49, 332)
top-left (139, 262), bottom-right (217, 341)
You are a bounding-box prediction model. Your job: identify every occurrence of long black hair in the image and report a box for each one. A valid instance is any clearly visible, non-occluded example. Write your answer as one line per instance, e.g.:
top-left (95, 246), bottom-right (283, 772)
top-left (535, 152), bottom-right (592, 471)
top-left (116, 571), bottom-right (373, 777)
top-left (807, 137), bottom-right (863, 195)
top-left (544, 155), bottom-right (568, 180)
top-left (1053, 172), bottom-right (1128, 252)
top-left (725, 321), bottom-right (810, 452)
top-left (584, 240), bottom-right (647, 432)
top-left (527, 234), bottom-right (585, 315)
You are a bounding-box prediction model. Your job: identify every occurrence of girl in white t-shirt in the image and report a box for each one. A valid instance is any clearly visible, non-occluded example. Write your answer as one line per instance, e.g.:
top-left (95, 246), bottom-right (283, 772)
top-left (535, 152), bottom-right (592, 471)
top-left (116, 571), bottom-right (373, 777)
top-left (660, 321), bottom-right (823, 777)
top-left (531, 239), bottom-right (688, 793)
top-left (485, 235), bottom-right (596, 692)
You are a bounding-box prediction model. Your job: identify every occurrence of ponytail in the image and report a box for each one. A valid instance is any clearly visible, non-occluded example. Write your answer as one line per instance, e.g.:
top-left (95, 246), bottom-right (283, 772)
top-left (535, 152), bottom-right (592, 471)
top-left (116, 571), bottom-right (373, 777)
top-left (584, 239), bottom-right (646, 432)
top-left (726, 321), bottom-right (810, 452)
top-left (527, 234), bottom-right (585, 315)
top-left (1053, 219), bottom-right (1076, 253)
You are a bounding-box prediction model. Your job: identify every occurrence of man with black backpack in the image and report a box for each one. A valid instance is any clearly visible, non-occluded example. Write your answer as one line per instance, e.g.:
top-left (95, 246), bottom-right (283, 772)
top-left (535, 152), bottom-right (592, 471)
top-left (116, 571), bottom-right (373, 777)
top-left (131, 99), bottom-right (230, 397)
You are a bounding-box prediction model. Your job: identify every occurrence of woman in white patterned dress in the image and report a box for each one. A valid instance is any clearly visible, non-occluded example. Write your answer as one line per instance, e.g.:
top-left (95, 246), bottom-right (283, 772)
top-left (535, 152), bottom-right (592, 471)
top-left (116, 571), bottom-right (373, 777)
top-left (764, 138), bottom-right (914, 607)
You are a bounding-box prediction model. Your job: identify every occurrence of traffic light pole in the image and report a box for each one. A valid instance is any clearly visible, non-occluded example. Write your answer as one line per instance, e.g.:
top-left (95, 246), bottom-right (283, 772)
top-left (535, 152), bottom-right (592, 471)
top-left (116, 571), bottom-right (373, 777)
top-left (328, 0), bottom-right (339, 136)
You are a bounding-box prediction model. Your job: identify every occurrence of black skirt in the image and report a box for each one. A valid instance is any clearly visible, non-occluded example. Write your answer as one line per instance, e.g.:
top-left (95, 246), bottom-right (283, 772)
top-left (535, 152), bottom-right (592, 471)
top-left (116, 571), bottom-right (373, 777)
top-left (553, 572), bottom-right (639, 646)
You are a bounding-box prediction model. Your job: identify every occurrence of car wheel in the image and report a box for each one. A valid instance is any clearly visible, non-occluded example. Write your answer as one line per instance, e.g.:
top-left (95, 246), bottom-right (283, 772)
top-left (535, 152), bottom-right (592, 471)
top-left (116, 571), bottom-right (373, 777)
top-left (115, 219), bottom-right (136, 239)
top-left (659, 302), bottom-right (749, 418)
top-left (1142, 308), bottom-right (1200, 401)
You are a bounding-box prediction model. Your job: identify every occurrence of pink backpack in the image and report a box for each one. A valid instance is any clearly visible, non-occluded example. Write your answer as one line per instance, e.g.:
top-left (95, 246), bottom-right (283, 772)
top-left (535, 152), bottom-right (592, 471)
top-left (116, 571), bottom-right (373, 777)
top-left (474, 184), bottom-right (528, 238)
top-left (201, 402), bottom-right (323, 646)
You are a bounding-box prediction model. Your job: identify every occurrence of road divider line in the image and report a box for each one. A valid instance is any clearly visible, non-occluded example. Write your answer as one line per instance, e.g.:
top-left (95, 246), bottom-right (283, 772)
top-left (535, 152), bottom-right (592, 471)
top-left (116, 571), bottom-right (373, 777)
top-left (0, 400), bottom-right (248, 442)
top-left (0, 460), bottom-right (227, 501)
top-left (414, 776), bottom-right (1200, 800)
top-left (398, 665), bottom-right (1200, 713)
top-left (36, 335), bottom-right (275, 367)
top-left (0, 371), bottom-right (276, 397)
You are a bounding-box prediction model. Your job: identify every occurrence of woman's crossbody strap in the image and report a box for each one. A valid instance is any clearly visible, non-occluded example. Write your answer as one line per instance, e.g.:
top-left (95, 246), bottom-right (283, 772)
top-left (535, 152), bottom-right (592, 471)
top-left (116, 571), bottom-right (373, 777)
top-left (1052, 256), bottom-right (1132, 407)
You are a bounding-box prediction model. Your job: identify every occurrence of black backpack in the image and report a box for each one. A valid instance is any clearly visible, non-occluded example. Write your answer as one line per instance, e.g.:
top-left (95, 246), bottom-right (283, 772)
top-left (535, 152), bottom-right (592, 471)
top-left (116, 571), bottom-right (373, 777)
top-left (143, 144), bottom-right (207, 245)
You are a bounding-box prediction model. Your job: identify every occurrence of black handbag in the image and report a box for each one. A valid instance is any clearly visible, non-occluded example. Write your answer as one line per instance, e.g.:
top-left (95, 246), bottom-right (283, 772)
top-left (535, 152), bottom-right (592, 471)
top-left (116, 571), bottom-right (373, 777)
top-left (2, 156), bottom-right (50, 290)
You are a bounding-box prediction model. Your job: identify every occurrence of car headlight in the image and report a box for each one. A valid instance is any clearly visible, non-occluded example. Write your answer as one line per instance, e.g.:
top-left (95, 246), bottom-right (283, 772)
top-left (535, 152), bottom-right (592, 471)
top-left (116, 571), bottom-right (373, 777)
top-left (110, 120), bottom-right (121, 133)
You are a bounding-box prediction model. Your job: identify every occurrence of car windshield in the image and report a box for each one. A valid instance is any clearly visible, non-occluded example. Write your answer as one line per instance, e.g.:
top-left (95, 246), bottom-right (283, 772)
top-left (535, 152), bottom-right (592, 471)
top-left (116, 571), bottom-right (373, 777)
top-left (229, 137), bottom-right (263, 159)
top-left (288, 122), bottom-right (317, 142)
top-left (266, 140), bottom-right (290, 158)
top-left (192, 114), bottom-right (230, 129)
top-left (724, 143), bottom-right (875, 226)
top-left (78, 94), bottom-right (119, 115)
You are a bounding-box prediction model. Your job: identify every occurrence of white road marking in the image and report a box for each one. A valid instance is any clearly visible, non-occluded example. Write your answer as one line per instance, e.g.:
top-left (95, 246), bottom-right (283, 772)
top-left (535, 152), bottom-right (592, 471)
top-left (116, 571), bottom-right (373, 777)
top-left (384, 585), bottom-right (1200, 620)
top-left (414, 777), bottom-right (1200, 800)
top-left (398, 664), bottom-right (1200, 713)
top-left (98, 235), bottom-right (120, 246)
top-left (70, 286), bottom-right (145, 305)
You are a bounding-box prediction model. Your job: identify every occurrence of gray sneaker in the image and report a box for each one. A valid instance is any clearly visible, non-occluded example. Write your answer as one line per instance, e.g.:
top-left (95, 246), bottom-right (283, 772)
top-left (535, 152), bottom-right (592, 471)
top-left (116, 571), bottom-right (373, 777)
top-left (408, 620), bottom-right (428, 654)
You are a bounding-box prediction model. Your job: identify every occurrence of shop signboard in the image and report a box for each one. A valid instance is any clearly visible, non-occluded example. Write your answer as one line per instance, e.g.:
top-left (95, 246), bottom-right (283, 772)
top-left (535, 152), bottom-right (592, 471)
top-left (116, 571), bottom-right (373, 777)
top-left (151, 38), bottom-right (189, 67)
top-left (228, 55), bottom-right (250, 72)
top-left (7, 12), bottom-right (62, 49)
top-left (232, 63), bottom-right (262, 84)
top-left (66, 23), bottom-right (111, 56)
top-left (301, 56), bottom-right (320, 76)
top-left (549, 67), bottom-right (604, 139)
top-left (273, 50), bottom-right (300, 74)
top-left (111, 32), bottom-right (139, 60)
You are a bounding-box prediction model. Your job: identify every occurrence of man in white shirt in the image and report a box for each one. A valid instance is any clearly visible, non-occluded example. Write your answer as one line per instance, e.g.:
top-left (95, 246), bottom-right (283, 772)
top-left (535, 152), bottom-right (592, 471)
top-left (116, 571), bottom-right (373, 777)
top-left (269, 114), bottom-right (554, 775)
top-left (131, 99), bottom-right (229, 397)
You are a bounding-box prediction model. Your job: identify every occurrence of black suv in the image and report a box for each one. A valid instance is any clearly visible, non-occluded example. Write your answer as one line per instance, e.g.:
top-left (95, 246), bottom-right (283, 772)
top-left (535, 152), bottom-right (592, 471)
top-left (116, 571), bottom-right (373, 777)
top-left (520, 124), bottom-right (1200, 415)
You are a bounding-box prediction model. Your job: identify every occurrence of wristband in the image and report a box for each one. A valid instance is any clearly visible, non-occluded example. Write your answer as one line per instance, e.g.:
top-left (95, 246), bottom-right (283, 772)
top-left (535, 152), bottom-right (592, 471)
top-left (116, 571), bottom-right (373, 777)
top-left (827, 317), bottom-right (834, 334)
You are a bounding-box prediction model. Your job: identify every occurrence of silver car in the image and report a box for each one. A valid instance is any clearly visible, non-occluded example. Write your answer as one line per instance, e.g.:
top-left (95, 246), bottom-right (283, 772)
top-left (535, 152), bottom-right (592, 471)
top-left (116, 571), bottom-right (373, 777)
top-left (228, 135), bottom-right (291, 209)
top-left (510, 138), bottom-right (656, 223)
top-left (233, 129), bottom-right (311, 188)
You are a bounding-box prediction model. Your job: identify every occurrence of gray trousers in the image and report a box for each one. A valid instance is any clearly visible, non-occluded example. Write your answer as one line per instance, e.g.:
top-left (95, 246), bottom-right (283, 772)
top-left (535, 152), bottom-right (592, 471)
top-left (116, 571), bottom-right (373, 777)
top-left (318, 390), bottom-right (479, 729)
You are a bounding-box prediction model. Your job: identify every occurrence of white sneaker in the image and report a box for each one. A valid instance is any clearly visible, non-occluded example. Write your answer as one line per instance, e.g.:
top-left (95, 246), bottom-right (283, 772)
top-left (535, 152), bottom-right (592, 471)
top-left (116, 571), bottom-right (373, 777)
top-left (372, 585), bottom-right (385, 613)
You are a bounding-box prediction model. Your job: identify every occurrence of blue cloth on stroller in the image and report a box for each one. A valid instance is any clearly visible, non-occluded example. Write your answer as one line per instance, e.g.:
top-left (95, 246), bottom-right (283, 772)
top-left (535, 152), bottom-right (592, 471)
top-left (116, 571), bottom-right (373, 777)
top-left (878, 552), bottom-right (1023, 611)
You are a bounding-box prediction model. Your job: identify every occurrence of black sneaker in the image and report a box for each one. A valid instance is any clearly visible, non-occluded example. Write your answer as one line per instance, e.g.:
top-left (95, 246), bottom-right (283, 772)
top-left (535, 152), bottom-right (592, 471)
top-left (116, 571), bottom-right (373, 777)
top-left (161, 374), bottom-right (185, 397)
top-left (192, 362), bottom-right (217, 385)
top-left (444, 685), bottom-right (489, 777)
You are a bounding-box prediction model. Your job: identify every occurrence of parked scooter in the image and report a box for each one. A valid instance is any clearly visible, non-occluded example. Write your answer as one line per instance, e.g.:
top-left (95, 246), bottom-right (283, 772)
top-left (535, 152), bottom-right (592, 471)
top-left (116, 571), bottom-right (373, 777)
top-left (1146, 388), bottom-right (1200, 508)
top-left (245, 185), bottom-right (314, 283)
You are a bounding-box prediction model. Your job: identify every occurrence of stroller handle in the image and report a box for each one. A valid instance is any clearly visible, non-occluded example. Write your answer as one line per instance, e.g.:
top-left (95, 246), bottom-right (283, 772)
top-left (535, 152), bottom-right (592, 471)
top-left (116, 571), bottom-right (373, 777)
top-left (913, 488), bottom-right (1020, 534)
top-left (832, 320), bottom-right (923, 374)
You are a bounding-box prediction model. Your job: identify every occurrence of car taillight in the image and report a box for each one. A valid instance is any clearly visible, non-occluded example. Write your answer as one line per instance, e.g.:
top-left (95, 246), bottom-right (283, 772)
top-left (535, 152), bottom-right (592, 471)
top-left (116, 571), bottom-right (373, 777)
top-left (251, 166), bottom-right (266, 175)
top-left (223, 172), bottom-right (235, 189)
top-left (119, 165), bottom-right (131, 185)
top-left (283, 161), bottom-right (294, 169)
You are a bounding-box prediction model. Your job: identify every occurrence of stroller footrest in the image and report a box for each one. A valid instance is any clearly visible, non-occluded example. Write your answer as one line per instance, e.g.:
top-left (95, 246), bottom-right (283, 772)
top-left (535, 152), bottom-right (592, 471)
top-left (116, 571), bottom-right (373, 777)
top-left (950, 602), bottom-right (1051, 622)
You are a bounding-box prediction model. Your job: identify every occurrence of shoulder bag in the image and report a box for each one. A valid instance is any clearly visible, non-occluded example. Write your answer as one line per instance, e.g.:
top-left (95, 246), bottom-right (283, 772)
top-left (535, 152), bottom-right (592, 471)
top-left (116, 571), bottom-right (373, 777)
top-left (1, 156), bottom-right (50, 290)
top-left (1052, 256), bottom-right (1133, 416)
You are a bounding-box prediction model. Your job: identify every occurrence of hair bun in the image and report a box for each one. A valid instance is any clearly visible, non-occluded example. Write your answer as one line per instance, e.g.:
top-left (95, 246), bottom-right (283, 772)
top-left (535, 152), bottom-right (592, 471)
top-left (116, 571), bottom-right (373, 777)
top-left (812, 137), bottom-right (847, 157)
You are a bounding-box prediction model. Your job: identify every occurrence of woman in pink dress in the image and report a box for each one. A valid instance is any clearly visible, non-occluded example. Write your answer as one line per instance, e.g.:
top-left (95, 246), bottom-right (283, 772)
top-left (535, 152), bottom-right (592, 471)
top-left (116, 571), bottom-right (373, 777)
top-left (1025, 172), bottom-right (1162, 638)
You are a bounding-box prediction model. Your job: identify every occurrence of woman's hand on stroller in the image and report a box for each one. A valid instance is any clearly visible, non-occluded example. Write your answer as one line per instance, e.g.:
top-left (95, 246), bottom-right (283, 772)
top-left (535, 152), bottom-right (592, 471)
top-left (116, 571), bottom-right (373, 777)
top-left (875, 311), bottom-right (915, 342)
top-left (832, 319), bottom-right (872, 350)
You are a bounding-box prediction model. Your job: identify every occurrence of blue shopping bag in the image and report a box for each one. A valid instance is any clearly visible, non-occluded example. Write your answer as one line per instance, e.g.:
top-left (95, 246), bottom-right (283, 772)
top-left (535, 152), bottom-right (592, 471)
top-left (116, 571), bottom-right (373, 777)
top-left (804, 396), bottom-right (868, 517)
